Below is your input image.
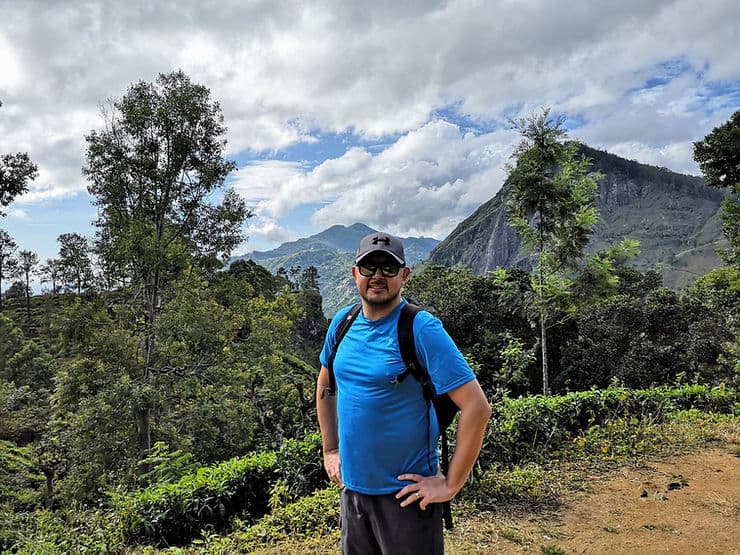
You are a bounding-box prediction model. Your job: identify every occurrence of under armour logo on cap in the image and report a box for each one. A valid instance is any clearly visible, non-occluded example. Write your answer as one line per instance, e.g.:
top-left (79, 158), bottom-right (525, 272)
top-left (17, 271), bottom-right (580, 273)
top-left (356, 232), bottom-right (406, 265)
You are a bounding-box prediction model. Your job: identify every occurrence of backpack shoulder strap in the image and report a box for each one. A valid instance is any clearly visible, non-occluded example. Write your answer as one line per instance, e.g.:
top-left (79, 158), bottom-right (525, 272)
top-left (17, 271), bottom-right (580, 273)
top-left (396, 303), bottom-right (434, 399)
top-left (399, 301), bottom-right (456, 530)
top-left (322, 303), bottom-right (361, 398)
top-left (397, 302), bottom-right (420, 367)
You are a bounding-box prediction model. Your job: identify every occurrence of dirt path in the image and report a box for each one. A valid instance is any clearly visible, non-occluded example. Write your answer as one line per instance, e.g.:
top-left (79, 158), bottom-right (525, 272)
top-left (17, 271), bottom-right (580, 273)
top-left (450, 449), bottom-right (740, 554)
top-left (558, 449), bottom-right (739, 554)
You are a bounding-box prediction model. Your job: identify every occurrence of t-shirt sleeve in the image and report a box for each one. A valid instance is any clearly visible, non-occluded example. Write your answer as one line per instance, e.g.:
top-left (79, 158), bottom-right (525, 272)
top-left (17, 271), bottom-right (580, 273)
top-left (412, 311), bottom-right (475, 395)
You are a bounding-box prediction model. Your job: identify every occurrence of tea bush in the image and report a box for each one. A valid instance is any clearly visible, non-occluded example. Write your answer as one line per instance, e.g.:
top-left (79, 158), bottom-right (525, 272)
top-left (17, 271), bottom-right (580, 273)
top-left (480, 384), bottom-right (737, 466)
top-left (115, 451), bottom-right (278, 547)
top-left (199, 487), bottom-right (339, 553)
top-left (116, 432), bottom-right (324, 547)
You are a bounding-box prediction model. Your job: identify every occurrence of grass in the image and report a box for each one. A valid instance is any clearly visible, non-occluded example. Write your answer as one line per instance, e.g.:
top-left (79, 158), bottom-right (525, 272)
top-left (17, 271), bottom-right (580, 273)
top-left (701, 494), bottom-right (740, 517)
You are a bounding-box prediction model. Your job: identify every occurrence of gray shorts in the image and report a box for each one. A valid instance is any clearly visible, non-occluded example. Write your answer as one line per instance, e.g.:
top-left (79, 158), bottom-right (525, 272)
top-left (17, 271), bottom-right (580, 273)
top-left (340, 488), bottom-right (444, 555)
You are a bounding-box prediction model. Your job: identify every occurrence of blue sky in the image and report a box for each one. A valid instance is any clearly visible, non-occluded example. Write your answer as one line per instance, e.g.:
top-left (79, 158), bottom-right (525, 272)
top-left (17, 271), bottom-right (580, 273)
top-left (1, 0), bottom-right (739, 285)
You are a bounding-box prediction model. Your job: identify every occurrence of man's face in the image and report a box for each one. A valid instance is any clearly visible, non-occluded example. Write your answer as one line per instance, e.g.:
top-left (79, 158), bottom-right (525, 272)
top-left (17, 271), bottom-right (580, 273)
top-left (352, 253), bottom-right (410, 307)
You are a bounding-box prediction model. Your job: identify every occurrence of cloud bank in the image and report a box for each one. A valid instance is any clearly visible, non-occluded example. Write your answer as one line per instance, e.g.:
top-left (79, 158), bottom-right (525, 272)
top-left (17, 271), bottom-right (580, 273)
top-left (1, 0), bottom-right (738, 249)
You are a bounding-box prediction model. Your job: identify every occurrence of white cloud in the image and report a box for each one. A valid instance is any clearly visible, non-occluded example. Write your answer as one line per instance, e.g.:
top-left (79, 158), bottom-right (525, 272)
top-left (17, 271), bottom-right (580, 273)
top-left (7, 208), bottom-right (29, 220)
top-left (235, 120), bottom-right (516, 240)
top-left (238, 216), bottom-right (295, 254)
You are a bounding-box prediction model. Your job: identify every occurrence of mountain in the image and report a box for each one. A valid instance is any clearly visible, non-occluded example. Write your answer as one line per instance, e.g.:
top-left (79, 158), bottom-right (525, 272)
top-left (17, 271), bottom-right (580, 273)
top-left (236, 223), bottom-right (440, 317)
top-left (427, 145), bottom-right (727, 290)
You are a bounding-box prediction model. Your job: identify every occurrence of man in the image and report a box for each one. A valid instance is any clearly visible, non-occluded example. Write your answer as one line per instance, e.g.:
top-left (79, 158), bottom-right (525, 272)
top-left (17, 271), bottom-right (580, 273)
top-left (316, 231), bottom-right (491, 554)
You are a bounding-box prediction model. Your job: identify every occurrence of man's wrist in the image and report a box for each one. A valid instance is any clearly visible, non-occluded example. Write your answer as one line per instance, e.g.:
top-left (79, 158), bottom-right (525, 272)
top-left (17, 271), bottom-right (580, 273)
top-left (323, 446), bottom-right (339, 454)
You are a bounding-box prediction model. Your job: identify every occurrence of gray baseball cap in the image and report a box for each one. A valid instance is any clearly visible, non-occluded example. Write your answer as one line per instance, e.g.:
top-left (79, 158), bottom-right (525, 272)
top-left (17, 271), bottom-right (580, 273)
top-left (355, 232), bottom-right (406, 265)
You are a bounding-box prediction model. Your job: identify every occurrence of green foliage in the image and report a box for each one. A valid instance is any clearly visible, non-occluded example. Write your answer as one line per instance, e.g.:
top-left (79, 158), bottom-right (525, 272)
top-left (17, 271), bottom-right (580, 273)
top-left (480, 384), bottom-right (737, 467)
top-left (406, 265), bottom-right (534, 396)
top-left (202, 487), bottom-right (340, 552)
top-left (0, 313), bottom-right (24, 371)
top-left (290, 288), bottom-right (329, 364)
top-left (3, 508), bottom-right (120, 555)
top-left (694, 110), bottom-right (740, 266)
top-left (558, 279), bottom-right (737, 390)
top-left (496, 334), bottom-right (535, 392)
top-left (116, 433), bottom-right (323, 547)
top-left (470, 462), bottom-right (555, 508)
top-left (272, 432), bottom-right (324, 504)
top-left (138, 442), bottom-right (197, 487)
top-left (116, 451), bottom-right (278, 546)
top-left (219, 258), bottom-right (286, 301)
top-left (83, 70), bottom-right (251, 468)
top-left (0, 379), bottom-right (50, 444)
top-left (0, 440), bottom-right (43, 511)
top-left (56, 233), bottom-right (94, 294)
top-left (693, 110), bottom-right (740, 190)
top-left (572, 239), bottom-right (641, 303)
top-left (84, 70), bottom-right (249, 286)
top-left (4, 339), bottom-right (55, 389)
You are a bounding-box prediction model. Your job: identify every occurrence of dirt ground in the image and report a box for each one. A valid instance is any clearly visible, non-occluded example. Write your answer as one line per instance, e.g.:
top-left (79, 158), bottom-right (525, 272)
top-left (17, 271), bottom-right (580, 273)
top-left (454, 448), bottom-right (740, 555)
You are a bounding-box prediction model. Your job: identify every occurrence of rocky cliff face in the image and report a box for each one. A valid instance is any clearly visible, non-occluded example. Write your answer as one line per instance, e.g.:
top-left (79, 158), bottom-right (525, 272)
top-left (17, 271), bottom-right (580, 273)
top-left (428, 145), bottom-right (726, 290)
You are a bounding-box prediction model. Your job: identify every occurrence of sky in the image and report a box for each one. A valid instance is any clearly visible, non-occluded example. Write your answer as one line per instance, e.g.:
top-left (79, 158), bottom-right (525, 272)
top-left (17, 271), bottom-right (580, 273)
top-left (1, 0), bottom-right (739, 270)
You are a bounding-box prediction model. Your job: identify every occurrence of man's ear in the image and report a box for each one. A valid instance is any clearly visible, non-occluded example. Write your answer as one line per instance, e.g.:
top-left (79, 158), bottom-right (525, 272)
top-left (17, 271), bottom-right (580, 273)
top-left (401, 266), bottom-right (411, 280)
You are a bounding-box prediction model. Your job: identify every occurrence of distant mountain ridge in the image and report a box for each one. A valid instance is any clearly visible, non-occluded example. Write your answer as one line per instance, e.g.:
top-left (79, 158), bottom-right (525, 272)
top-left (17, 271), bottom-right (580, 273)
top-left (427, 145), bottom-right (727, 289)
top-left (237, 223), bottom-right (440, 317)
top-left (248, 223), bottom-right (376, 260)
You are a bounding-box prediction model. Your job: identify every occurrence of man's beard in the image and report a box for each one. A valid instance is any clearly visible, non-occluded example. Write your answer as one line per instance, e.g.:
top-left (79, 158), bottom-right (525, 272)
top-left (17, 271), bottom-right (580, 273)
top-left (359, 287), bottom-right (400, 307)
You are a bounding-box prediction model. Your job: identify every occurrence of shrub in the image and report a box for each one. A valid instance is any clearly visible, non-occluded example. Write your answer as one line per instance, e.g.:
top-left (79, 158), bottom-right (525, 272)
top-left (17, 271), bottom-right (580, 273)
top-left (116, 451), bottom-right (278, 547)
top-left (115, 432), bottom-right (326, 547)
top-left (480, 384), bottom-right (737, 466)
top-left (200, 487), bottom-right (340, 552)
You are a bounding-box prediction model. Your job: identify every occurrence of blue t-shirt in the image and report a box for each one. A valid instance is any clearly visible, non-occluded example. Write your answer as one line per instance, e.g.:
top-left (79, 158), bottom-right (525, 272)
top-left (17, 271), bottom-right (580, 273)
top-left (319, 300), bottom-right (475, 495)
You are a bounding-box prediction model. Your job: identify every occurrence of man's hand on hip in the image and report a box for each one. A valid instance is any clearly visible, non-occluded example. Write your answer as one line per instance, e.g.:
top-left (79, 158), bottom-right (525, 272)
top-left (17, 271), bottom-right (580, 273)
top-left (395, 472), bottom-right (454, 510)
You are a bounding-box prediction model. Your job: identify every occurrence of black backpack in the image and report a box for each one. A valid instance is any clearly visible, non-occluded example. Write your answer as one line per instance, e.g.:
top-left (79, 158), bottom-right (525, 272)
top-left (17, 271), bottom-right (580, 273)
top-left (325, 302), bottom-right (459, 529)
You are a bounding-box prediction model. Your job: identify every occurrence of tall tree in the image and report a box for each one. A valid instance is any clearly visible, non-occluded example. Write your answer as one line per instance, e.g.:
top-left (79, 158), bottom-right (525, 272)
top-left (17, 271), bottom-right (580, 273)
top-left (0, 101), bottom-right (38, 216)
top-left (57, 233), bottom-right (93, 294)
top-left (299, 266), bottom-right (320, 291)
top-left (83, 70), bottom-right (250, 461)
top-left (693, 110), bottom-right (740, 267)
top-left (15, 250), bottom-right (38, 320)
top-left (0, 230), bottom-right (17, 308)
top-left (39, 258), bottom-right (63, 294)
top-left (506, 108), bottom-right (601, 394)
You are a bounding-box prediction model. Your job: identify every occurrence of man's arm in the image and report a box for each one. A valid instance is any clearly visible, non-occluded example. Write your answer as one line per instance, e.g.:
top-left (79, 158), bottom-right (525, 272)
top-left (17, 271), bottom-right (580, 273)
top-left (396, 378), bottom-right (491, 508)
top-left (316, 364), bottom-right (343, 488)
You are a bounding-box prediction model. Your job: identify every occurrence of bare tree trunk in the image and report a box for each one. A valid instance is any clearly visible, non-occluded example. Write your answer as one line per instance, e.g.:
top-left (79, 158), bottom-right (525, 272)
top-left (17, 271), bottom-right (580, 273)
top-left (24, 271), bottom-right (31, 320)
top-left (538, 212), bottom-right (549, 395)
top-left (540, 313), bottom-right (549, 395)
top-left (137, 270), bottom-right (159, 475)
top-left (43, 466), bottom-right (55, 509)
top-left (137, 408), bottom-right (151, 462)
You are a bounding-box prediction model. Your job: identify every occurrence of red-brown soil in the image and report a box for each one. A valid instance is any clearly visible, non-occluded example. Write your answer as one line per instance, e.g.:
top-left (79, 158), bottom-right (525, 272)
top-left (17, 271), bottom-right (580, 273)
top-left (450, 448), bottom-right (739, 554)
top-left (557, 449), bottom-right (739, 554)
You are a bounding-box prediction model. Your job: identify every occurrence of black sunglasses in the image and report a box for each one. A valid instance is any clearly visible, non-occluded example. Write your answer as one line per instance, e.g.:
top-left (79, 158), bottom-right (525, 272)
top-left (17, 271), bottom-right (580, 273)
top-left (357, 261), bottom-right (402, 278)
